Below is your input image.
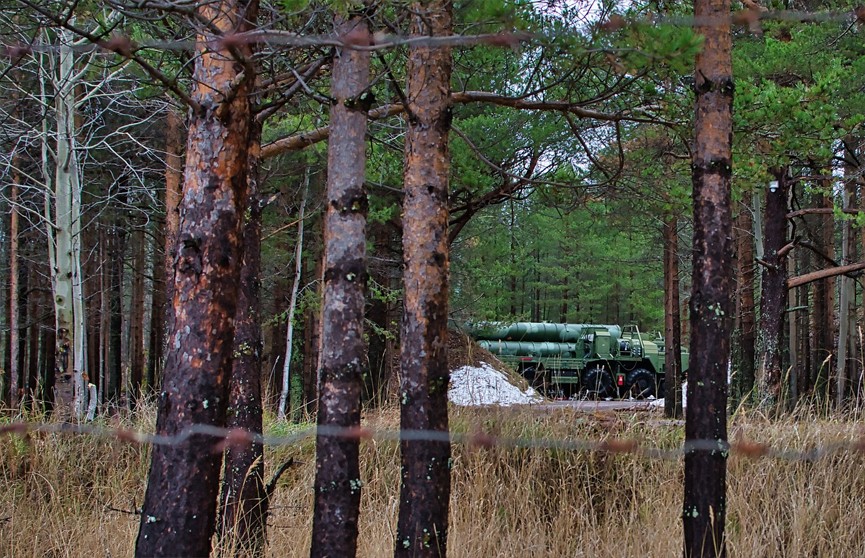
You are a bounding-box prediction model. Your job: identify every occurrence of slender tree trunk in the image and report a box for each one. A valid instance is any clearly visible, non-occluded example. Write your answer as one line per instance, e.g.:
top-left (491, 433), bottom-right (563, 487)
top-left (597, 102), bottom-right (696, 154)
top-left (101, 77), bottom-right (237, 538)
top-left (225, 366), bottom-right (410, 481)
top-left (734, 201), bottom-right (756, 402)
top-left (663, 215), bottom-right (683, 419)
top-left (683, 0), bottom-right (733, 554)
top-left (811, 186), bottom-right (835, 399)
top-left (163, 106), bottom-right (184, 334)
top-left (129, 224), bottom-right (146, 405)
top-left (757, 170), bottom-right (789, 408)
top-left (278, 170), bottom-right (309, 421)
top-left (310, 14), bottom-right (371, 558)
top-left (303, 250), bottom-right (323, 413)
top-left (8, 157), bottom-right (21, 407)
top-left (147, 221), bottom-right (165, 392)
top-left (396, 1), bottom-right (454, 555)
top-left (106, 223), bottom-right (124, 405)
top-left (219, 120), bottom-right (266, 556)
top-left (135, 0), bottom-right (257, 554)
top-left (837, 154), bottom-right (857, 408)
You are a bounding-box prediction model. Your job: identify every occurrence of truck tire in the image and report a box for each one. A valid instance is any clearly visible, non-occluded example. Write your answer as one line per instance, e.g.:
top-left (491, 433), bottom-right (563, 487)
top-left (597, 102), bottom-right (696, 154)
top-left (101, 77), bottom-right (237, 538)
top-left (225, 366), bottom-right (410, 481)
top-left (626, 368), bottom-right (657, 399)
top-left (582, 365), bottom-right (613, 399)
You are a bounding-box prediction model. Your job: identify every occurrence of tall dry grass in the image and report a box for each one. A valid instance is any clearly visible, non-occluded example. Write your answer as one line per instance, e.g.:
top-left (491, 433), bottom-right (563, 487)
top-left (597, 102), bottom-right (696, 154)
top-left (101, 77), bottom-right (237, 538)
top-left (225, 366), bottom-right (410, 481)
top-left (3, 403), bottom-right (865, 557)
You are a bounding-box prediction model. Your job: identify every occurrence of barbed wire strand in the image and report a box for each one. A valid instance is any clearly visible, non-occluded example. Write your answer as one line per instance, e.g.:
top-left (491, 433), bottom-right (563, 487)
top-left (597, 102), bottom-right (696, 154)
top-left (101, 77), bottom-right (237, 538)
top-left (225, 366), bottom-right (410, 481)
top-left (1, 8), bottom-right (863, 58)
top-left (1, 419), bottom-right (864, 463)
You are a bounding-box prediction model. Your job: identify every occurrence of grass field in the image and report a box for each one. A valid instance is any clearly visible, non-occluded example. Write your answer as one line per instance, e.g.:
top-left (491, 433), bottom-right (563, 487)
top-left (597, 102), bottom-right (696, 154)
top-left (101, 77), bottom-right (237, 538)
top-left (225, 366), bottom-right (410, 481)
top-left (2, 403), bottom-right (865, 557)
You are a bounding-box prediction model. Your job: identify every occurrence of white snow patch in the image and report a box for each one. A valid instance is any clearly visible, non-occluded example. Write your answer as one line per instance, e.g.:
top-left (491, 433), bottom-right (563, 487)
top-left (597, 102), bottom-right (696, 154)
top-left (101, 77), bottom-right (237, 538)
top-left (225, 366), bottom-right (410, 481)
top-left (449, 362), bottom-right (542, 407)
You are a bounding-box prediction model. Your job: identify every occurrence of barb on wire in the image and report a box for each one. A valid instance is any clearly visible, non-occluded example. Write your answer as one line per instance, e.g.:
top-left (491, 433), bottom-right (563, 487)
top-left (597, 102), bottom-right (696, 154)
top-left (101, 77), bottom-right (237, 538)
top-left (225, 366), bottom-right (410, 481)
top-left (2, 420), bottom-right (864, 464)
top-left (1, 6), bottom-right (861, 59)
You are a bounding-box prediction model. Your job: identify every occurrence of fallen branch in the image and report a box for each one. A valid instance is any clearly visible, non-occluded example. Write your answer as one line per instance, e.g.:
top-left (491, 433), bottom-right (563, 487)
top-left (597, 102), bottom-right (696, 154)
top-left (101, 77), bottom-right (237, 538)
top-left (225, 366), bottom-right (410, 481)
top-left (787, 261), bottom-right (865, 289)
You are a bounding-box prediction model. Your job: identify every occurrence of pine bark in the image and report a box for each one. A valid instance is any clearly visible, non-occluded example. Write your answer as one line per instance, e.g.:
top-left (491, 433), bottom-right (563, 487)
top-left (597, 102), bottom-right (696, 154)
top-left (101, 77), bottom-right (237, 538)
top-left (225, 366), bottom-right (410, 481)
top-left (757, 171), bottom-right (789, 408)
top-left (683, 0), bottom-right (733, 553)
top-left (310, 14), bottom-right (371, 558)
top-left (663, 216), bottom-right (683, 419)
top-left (811, 187), bottom-right (835, 398)
top-left (219, 121), bottom-right (266, 556)
top-left (129, 224), bottom-right (146, 405)
top-left (8, 159), bottom-right (21, 407)
top-left (734, 201), bottom-right (756, 403)
top-left (135, 0), bottom-right (257, 554)
top-left (396, 1), bottom-right (454, 555)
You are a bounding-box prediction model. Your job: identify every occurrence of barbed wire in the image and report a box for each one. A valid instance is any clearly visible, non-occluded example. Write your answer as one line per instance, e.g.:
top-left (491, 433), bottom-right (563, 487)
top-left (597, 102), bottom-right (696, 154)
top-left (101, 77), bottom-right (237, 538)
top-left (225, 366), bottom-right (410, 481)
top-left (1, 7), bottom-right (863, 59)
top-left (2, 418), bottom-right (864, 463)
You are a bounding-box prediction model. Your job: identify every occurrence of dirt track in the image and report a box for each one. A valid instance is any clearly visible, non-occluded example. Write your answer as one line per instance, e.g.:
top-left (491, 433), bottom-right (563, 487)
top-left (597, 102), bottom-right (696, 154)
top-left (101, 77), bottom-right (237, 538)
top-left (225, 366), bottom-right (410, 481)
top-left (534, 399), bottom-right (663, 412)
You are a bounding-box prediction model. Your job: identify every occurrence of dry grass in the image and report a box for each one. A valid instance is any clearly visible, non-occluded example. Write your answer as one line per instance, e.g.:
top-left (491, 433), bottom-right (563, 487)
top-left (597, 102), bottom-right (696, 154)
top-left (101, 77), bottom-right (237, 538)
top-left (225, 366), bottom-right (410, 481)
top-left (3, 404), bottom-right (865, 557)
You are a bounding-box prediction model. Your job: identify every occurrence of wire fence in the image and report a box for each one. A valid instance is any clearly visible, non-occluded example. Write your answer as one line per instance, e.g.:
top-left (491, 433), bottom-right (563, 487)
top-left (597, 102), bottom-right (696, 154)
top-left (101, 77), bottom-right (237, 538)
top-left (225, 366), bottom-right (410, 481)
top-left (2, 417), bottom-right (864, 463)
top-left (1, 7), bottom-right (864, 57)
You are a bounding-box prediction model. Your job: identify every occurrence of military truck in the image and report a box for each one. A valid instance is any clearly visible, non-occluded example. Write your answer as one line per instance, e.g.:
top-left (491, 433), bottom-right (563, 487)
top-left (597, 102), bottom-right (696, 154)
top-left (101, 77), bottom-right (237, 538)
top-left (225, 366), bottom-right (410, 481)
top-left (469, 322), bottom-right (687, 399)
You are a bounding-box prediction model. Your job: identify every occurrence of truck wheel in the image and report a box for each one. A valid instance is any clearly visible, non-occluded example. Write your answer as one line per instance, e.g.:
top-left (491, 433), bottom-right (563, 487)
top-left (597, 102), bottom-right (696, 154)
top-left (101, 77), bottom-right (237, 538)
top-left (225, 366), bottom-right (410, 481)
top-left (582, 366), bottom-right (613, 399)
top-left (626, 368), bottom-right (657, 399)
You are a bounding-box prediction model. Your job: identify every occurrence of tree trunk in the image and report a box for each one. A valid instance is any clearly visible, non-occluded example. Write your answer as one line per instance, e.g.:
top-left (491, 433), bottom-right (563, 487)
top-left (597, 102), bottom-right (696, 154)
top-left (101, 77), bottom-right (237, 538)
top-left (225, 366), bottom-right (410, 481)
top-left (683, 0), bottom-right (733, 554)
top-left (106, 221), bottom-right (124, 406)
top-left (147, 219), bottom-right (165, 392)
top-left (811, 187), bottom-right (835, 400)
top-left (163, 106), bottom-right (184, 334)
top-left (837, 152), bottom-right (857, 408)
top-left (734, 201), bottom-right (756, 403)
top-left (43, 29), bottom-right (88, 418)
top-left (310, 14), bottom-right (371, 558)
top-left (302, 248), bottom-right (323, 413)
top-left (135, 0), bottom-right (257, 554)
top-left (663, 215), bottom-right (683, 419)
top-left (219, 120), bottom-right (266, 556)
top-left (278, 169), bottom-right (309, 421)
top-left (8, 156), bottom-right (21, 407)
top-left (757, 170), bottom-right (789, 408)
top-left (396, 1), bottom-right (454, 555)
top-left (129, 223), bottom-right (146, 406)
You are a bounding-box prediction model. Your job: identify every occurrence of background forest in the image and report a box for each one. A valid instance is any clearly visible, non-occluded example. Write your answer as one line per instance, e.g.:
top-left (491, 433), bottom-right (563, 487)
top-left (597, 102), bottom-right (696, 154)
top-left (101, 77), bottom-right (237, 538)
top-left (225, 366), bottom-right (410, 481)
top-left (2, 0), bottom-right (865, 556)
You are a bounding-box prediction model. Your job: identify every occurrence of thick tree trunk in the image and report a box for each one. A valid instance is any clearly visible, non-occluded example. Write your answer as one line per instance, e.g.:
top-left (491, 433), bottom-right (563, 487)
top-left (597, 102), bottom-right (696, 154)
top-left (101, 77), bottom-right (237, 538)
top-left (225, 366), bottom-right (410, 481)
top-left (757, 171), bottom-right (789, 408)
top-left (135, 0), bottom-right (257, 555)
top-left (219, 121), bottom-right (266, 556)
top-left (663, 215), bottom-right (683, 419)
top-left (683, 0), bottom-right (733, 554)
top-left (734, 202), bottom-right (756, 403)
top-left (310, 15), bottom-right (371, 558)
top-left (396, 1), bottom-right (454, 555)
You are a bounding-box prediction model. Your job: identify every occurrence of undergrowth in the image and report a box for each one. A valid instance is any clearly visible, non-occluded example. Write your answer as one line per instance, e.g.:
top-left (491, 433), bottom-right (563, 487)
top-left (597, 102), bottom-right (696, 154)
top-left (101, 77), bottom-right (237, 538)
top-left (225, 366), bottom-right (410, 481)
top-left (2, 403), bottom-right (865, 557)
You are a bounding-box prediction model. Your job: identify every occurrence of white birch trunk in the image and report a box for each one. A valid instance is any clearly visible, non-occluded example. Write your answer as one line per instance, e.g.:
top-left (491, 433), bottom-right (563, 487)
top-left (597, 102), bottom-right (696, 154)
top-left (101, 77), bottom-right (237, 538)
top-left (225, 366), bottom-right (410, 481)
top-left (278, 171), bottom-right (309, 420)
top-left (43, 29), bottom-right (88, 418)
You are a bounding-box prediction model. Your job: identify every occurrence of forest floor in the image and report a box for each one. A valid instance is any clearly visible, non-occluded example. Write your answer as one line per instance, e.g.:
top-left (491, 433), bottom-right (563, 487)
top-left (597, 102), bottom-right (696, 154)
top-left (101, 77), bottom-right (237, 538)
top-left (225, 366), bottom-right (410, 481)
top-left (3, 339), bottom-right (865, 557)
